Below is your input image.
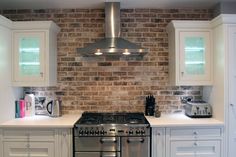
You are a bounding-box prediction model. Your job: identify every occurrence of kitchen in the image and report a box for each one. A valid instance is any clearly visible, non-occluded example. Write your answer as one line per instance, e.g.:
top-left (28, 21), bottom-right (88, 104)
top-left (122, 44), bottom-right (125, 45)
top-left (0, 0), bottom-right (235, 157)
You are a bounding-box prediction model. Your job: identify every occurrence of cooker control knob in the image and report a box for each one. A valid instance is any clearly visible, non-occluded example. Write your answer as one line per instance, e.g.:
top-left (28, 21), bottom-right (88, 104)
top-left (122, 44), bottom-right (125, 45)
top-left (100, 130), bottom-right (105, 135)
top-left (136, 130), bottom-right (141, 134)
top-left (79, 130), bottom-right (83, 135)
top-left (141, 130), bottom-right (145, 135)
top-left (84, 130), bottom-right (89, 135)
top-left (95, 130), bottom-right (99, 135)
top-left (129, 130), bottom-right (133, 135)
top-left (90, 130), bottom-right (94, 135)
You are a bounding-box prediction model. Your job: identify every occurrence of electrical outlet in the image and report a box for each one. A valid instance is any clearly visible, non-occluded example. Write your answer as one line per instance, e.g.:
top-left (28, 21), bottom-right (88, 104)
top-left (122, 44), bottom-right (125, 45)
top-left (180, 96), bottom-right (193, 103)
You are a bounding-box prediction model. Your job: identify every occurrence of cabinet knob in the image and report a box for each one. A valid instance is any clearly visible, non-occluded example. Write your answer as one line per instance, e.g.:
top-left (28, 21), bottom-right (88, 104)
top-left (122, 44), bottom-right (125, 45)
top-left (181, 72), bottom-right (184, 75)
top-left (40, 72), bottom-right (43, 77)
top-left (157, 132), bottom-right (161, 136)
top-left (193, 142), bottom-right (198, 146)
top-left (230, 104), bottom-right (235, 107)
top-left (193, 131), bottom-right (198, 135)
top-left (63, 132), bottom-right (66, 137)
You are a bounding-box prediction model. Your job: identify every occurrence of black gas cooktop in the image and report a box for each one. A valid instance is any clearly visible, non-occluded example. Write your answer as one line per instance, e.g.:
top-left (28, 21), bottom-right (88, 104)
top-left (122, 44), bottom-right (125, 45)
top-left (77, 112), bottom-right (148, 125)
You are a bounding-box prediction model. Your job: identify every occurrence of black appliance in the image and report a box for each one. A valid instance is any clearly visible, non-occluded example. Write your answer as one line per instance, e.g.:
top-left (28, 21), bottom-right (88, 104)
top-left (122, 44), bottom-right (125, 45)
top-left (73, 112), bottom-right (150, 157)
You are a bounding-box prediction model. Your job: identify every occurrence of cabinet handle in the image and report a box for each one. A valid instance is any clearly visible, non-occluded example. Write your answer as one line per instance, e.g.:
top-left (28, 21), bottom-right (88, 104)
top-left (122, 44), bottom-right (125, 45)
top-left (40, 72), bottom-right (43, 77)
top-left (181, 72), bottom-right (184, 75)
top-left (157, 132), bottom-right (161, 136)
top-left (230, 104), bottom-right (235, 107)
top-left (193, 131), bottom-right (198, 135)
top-left (63, 132), bottom-right (66, 137)
top-left (193, 142), bottom-right (198, 146)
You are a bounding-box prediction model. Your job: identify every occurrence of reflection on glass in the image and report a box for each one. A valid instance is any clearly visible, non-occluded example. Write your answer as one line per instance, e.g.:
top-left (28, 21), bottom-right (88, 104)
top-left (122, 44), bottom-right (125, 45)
top-left (19, 37), bottom-right (40, 76)
top-left (184, 37), bottom-right (205, 75)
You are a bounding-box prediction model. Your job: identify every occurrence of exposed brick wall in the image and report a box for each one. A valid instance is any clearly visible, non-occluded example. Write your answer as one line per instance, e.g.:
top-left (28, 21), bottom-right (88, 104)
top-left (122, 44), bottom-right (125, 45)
top-left (1, 8), bottom-right (213, 114)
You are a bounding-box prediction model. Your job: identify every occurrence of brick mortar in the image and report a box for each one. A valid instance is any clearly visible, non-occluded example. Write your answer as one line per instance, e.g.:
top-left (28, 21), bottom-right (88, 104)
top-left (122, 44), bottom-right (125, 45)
top-left (1, 8), bottom-right (213, 113)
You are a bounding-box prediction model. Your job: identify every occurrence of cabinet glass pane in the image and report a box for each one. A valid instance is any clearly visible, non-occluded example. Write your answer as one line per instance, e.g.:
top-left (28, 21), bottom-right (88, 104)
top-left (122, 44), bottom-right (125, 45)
top-left (184, 37), bottom-right (205, 75)
top-left (19, 37), bottom-right (40, 76)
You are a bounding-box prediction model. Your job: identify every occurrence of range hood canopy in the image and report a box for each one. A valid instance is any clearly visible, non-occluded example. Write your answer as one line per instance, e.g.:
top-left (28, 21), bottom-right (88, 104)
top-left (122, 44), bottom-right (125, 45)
top-left (77, 2), bottom-right (148, 57)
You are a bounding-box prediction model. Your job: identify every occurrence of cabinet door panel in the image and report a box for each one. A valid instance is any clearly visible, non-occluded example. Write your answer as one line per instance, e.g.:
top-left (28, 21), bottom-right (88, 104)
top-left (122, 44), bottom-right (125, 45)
top-left (152, 128), bottom-right (165, 157)
top-left (170, 140), bottom-right (220, 157)
top-left (29, 142), bottom-right (54, 157)
top-left (3, 141), bottom-right (28, 157)
top-left (13, 31), bottom-right (45, 82)
top-left (228, 26), bottom-right (236, 157)
top-left (179, 31), bottom-right (211, 82)
top-left (3, 141), bottom-right (54, 157)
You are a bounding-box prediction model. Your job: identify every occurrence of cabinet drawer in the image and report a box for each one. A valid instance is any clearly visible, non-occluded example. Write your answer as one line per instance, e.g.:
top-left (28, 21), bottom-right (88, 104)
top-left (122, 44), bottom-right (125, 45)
top-left (170, 128), bottom-right (221, 139)
top-left (3, 141), bottom-right (54, 157)
top-left (170, 140), bottom-right (221, 157)
top-left (3, 129), bottom-right (55, 141)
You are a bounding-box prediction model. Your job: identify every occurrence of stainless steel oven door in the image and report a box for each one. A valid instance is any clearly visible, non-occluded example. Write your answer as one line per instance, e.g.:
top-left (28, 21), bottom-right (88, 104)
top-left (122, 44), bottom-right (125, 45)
top-left (121, 137), bottom-right (150, 157)
top-left (74, 137), bottom-right (120, 151)
top-left (75, 152), bottom-right (120, 157)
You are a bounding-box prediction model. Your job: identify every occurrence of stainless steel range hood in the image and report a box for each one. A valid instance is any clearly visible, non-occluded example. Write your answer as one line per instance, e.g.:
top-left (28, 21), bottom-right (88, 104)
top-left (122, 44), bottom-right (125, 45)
top-left (77, 2), bottom-right (148, 57)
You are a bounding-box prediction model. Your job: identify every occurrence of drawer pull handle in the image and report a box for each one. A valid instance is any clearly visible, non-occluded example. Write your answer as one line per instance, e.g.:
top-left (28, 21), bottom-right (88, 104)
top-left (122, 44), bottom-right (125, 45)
top-left (157, 133), bottom-right (161, 136)
top-left (193, 132), bottom-right (198, 135)
top-left (194, 142), bottom-right (198, 146)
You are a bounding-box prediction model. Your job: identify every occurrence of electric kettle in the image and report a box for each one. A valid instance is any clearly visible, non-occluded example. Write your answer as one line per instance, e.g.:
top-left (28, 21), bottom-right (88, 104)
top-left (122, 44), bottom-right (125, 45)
top-left (46, 99), bottom-right (62, 117)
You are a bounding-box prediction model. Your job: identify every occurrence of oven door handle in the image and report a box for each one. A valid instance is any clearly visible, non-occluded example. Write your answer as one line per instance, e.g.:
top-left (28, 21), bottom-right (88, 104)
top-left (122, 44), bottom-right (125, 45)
top-left (100, 153), bottom-right (118, 157)
top-left (100, 154), bottom-right (117, 157)
top-left (127, 138), bottom-right (145, 143)
top-left (100, 137), bottom-right (117, 143)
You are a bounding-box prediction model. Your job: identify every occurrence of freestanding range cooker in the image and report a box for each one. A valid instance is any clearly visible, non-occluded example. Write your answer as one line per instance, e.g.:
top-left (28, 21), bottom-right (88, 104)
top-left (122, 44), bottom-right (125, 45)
top-left (73, 112), bottom-right (150, 157)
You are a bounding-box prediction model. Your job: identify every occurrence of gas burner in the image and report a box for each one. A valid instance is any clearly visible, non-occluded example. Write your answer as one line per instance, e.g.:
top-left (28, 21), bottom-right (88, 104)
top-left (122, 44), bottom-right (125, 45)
top-left (127, 118), bottom-right (139, 124)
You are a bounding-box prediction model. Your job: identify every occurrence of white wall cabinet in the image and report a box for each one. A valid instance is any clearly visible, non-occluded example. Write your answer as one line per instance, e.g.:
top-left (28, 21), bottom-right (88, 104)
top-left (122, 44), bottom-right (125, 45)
top-left (152, 127), bottom-right (223, 157)
top-left (167, 21), bottom-right (213, 86)
top-left (0, 128), bottom-right (72, 157)
top-left (12, 21), bottom-right (60, 87)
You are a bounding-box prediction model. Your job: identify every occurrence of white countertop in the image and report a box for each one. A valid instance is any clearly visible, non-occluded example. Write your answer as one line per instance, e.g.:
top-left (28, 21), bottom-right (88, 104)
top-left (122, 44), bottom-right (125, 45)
top-left (0, 114), bottom-right (81, 128)
top-left (146, 112), bottom-right (224, 127)
top-left (0, 112), bottom-right (224, 128)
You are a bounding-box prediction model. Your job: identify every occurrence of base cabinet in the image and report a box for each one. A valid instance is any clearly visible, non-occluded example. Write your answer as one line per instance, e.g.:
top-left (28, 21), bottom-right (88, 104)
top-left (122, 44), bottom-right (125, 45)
top-left (152, 127), bottom-right (223, 157)
top-left (0, 128), bottom-right (72, 157)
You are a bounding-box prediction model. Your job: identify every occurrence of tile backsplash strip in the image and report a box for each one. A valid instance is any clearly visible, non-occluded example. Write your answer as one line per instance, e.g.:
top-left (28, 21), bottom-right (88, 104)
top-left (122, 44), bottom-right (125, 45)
top-left (2, 8), bottom-right (212, 114)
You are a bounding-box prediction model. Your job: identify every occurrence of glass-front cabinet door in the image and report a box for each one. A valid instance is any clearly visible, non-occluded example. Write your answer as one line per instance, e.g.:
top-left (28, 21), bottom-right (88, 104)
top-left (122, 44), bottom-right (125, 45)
top-left (13, 32), bottom-right (45, 83)
top-left (179, 31), bottom-right (211, 82)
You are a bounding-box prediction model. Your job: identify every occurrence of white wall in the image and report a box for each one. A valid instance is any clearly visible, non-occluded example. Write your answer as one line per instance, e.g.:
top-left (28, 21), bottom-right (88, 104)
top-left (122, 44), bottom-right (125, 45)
top-left (0, 16), bottom-right (23, 124)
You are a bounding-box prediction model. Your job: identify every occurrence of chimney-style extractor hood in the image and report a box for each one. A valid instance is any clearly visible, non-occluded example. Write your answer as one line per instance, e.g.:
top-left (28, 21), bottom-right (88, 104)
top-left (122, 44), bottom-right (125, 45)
top-left (77, 2), bottom-right (148, 57)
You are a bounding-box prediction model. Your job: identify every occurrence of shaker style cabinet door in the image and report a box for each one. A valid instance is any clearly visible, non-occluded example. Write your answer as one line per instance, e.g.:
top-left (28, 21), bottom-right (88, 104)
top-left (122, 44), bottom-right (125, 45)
top-left (228, 26), bottom-right (236, 157)
top-left (12, 31), bottom-right (45, 83)
top-left (3, 141), bottom-right (54, 157)
top-left (152, 128), bottom-right (165, 157)
top-left (170, 140), bottom-right (221, 157)
top-left (179, 31), bottom-right (211, 83)
top-left (3, 141), bottom-right (29, 157)
top-left (167, 21), bottom-right (212, 86)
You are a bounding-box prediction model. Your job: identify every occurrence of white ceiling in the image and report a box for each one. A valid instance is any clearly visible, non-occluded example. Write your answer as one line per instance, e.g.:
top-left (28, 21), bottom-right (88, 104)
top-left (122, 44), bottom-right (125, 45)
top-left (0, 0), bottom-right (234, 10)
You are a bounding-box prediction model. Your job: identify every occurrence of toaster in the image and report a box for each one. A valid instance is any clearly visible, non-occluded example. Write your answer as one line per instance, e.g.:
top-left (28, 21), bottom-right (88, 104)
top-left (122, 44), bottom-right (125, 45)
top-left (184, 101), bottom-right (212, 118)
